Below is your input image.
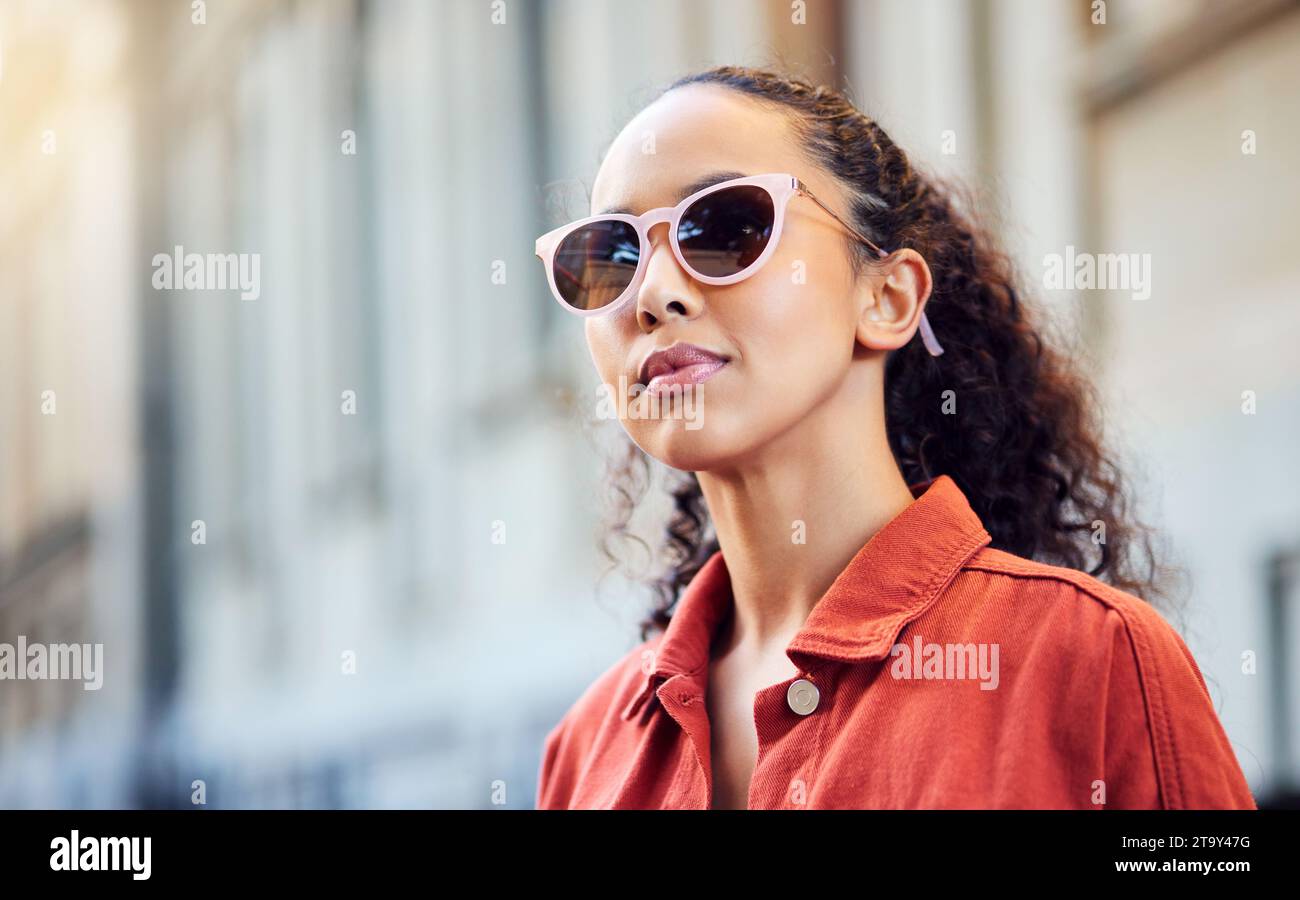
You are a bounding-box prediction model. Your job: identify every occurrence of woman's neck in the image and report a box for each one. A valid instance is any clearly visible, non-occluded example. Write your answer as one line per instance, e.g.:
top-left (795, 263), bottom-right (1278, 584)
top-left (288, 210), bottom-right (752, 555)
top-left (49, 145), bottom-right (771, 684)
top-left (696, 391), bottom-right (915, 658)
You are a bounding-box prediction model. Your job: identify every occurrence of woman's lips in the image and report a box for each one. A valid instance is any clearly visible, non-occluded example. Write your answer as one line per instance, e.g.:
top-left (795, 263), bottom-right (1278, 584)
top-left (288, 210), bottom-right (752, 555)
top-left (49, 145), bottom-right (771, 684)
top-left (644, 359), bottom-right (727, 395)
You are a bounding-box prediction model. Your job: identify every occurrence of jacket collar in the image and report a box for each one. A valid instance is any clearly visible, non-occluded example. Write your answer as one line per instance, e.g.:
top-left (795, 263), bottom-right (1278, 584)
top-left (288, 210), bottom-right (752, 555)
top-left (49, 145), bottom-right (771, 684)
top-left (619, 474), bottom-right (992, 721)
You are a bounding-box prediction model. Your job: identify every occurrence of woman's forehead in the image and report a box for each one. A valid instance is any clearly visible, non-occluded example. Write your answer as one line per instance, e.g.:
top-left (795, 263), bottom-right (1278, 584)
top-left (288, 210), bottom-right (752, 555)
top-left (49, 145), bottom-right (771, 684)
top-left (590, 86), bottom-right (801, 216)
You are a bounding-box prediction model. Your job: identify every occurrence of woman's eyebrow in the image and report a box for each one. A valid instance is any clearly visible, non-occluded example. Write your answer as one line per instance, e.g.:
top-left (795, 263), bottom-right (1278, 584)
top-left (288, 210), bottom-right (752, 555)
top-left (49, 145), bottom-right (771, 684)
top-left (596, 170), bottom-right (750, 216)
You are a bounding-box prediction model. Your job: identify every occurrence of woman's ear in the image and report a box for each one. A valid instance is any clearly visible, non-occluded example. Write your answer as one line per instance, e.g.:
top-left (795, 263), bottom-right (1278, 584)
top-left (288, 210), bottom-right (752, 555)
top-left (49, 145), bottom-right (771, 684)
top-left (854, 249), bottom-right (934, 351)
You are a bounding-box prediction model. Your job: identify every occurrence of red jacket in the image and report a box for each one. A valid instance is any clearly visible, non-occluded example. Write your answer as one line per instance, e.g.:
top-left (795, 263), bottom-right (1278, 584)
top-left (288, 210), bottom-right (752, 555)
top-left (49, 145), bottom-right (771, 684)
top-left (536, 474), bottom-right (1257, 809)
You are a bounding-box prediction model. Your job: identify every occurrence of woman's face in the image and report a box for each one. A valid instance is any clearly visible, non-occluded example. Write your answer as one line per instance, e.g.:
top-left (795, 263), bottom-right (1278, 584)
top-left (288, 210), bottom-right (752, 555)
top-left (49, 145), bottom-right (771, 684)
top-left (584, 85), bottom-right (889, 473)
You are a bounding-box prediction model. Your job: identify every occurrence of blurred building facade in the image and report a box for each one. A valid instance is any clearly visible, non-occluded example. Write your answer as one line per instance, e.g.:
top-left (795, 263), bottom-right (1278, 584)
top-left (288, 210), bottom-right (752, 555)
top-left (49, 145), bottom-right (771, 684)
top-left (0, 0), bottom-right (1296, 807)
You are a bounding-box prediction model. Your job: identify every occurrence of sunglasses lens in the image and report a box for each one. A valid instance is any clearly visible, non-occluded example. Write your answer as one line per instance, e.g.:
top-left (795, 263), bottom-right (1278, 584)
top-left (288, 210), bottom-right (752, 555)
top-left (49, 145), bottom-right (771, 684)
top-left (552, 220), bottom-right (640, 311)
top-left (677, 185), bottom-right (775, 277)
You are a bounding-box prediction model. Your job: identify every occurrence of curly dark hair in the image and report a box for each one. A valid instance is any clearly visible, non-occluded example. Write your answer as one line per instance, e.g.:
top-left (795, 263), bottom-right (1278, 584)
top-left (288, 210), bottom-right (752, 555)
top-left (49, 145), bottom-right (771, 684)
top-left (589, 64), bottom-right (1182, 643)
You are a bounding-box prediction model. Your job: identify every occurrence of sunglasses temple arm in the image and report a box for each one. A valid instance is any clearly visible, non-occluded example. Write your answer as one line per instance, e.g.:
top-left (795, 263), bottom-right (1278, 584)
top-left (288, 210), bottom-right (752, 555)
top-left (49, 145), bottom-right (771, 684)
top-left (800, 187), bottom-right (886, 256)
top-left (917, 311), bottom-right (944, 356)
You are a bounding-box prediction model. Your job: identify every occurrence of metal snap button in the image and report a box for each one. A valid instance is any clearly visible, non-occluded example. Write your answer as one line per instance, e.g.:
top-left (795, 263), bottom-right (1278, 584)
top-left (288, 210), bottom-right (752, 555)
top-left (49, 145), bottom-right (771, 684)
top-left (787, 677), bottom-right (819, 715)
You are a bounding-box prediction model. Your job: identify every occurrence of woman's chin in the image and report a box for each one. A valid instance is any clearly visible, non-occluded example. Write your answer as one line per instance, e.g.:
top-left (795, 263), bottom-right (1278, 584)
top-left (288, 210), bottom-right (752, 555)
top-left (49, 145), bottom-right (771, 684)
top-left (625, 416), bottom-right (751, 473)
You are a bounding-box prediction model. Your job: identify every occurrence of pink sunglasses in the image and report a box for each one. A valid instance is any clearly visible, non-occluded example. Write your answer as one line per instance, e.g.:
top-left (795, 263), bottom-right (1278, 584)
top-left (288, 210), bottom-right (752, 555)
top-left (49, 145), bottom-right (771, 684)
top-left (534, 172), bottom-right (944, 356)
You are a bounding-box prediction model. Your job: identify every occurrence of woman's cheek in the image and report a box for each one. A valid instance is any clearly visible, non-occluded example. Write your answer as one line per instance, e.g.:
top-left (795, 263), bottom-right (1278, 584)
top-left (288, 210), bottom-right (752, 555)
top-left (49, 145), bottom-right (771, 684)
top-left (743, 312), bottom-right (846, 421)
top-left (584, 320), bottom-right (624, 392)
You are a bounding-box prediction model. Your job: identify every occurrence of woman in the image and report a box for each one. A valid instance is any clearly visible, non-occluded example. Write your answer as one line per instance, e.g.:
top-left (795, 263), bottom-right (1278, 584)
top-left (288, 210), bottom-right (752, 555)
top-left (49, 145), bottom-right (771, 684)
top-left (531, 65), bottom-right (1256, 809)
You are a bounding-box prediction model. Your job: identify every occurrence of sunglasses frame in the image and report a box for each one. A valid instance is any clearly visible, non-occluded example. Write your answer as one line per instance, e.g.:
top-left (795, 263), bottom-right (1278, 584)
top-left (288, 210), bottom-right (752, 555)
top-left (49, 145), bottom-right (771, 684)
top-left (534, 172), bottom-right (944, 356)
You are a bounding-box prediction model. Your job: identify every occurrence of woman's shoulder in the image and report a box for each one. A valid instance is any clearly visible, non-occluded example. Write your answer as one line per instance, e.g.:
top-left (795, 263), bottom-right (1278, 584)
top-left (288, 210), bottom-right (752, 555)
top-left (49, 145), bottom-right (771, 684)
top-left (955, 543), bottom-right (1201, 685)
top-left (536, 633), bottom-right (664, 808)
top-left (954, 545), bottom-right (1255, 808)
top-left (546, 633), bottom-right (664, 736)
top-left (959, 544), bottom-right (1180, 644)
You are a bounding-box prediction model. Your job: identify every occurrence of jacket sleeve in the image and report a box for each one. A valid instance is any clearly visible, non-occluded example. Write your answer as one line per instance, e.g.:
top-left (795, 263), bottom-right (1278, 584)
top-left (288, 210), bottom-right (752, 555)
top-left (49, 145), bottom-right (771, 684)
top-left (1101, 606), bottom-right (1257, 809)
